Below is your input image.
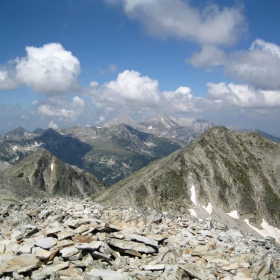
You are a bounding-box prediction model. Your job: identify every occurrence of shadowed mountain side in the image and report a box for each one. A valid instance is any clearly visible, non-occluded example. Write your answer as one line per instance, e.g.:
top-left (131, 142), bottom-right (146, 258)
top-left (96, 126), bottom-right (280, 229)
top-left (0, 149), bottom-right (105, 204)
top-left (32, 128), bottom-right (93, 168)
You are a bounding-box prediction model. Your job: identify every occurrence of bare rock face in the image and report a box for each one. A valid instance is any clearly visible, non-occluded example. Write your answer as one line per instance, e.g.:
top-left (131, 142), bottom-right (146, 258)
top-left (0, 197), bottom-right (280, 279)
top-left (0, 149), bottom-right (105, 204)
top-left (97, 127), bottom-right (280, 230)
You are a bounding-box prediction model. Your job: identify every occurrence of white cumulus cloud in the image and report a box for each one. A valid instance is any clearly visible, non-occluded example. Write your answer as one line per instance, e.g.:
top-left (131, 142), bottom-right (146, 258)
top-left (16, 43), bottom-right (80, 94)
top-left (188, 45), bottom-right (227, 69)
top-left (48, 120), bottom-right (59, 129)
top-left (207, 82), bottom-right (280, 107)
top-left (73, 96), bottom-right (85, 108)
top-left (163, 86), bottom-right (200, 112)
top-left (0, 43), bottom-right (81, 94)
top-left (0, 68), bottom-right (18, 90)
top-left (225, 39), bottom-right (280, 90)
top-left (38, 96), bottom-right (85, 120)
top-left (91, 70), bottom-right (160, 107)
top-left (107, 0), bottom-right (245, 46)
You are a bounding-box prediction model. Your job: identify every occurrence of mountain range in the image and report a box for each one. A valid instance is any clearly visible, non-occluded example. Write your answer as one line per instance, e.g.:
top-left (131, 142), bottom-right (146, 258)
top-left (1, 118), bottom-right (280, 243)
top-left (0, 114), bottom-right (280, 186)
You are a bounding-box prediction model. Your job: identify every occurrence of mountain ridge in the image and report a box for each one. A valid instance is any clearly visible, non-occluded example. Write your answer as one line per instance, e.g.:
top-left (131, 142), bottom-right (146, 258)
top-left (96, 126), bottom-right (280, 232)
top-left (0, 149), bottom-right (105, 204)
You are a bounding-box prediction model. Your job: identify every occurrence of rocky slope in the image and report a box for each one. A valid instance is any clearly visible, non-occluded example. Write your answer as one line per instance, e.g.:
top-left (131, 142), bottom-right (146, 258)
top-left (0, 197), bottom-right (279, 279)
top-left (96, 127), bottom-right (280, 237)
top-left (0, 150), bottom-right (104, 204)
top-left (0, 160), bottom-right (10, 172)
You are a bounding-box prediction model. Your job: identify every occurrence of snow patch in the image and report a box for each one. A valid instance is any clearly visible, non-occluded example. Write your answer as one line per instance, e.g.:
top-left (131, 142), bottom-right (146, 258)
top-left (21, 141), bottom-right (44, 151)
top-left (190, 185), bottom-right (197, 205)
top-left (12, 146), bottom-right (18, 151)
top-left (245, 219), bottom-right (280, 244)
top-left (144, 142), bottom-right (156, 147)
top-left (122, 162), bottom-right (129, 169)
top-left (203, 202), bottom-right (212, 214)
top-left (161, 116), bottom-right (170, 128)
top-left (148, 126), bottom-right (153, 130)
top-left (107, 159), bottom-right (115, 167)
top-left (51, 163), bottom-right (54, 172)
top-left (227, 210), bottom-right (239, 219)
top-left (188, 209), bottom-right (197, 218)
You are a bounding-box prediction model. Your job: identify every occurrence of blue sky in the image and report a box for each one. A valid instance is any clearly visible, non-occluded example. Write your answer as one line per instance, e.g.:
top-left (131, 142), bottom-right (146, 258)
top-left (1, 0), bottom-right (280, 136)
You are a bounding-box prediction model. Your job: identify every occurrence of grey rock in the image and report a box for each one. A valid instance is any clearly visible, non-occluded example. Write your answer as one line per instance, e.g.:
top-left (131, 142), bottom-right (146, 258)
top-left (76, 241), bottom-right (103, 251)
top-left (129, 234), bottom-right (158, 247)
top-left (35, 237), bottom-right (57, 249)
top-left (107, 238), bottom-right (156, 254)
top-left (84, 268), bottom-right (131, 280)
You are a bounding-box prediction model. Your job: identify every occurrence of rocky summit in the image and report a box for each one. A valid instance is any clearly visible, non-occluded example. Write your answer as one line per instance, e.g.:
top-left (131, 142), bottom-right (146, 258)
top-left (0, 197), bottom-right (280, 280)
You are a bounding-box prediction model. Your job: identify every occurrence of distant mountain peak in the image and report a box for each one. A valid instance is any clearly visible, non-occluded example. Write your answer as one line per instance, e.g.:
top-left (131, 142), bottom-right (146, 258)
top-left (140, 114), bottom-right (179, 132)
top-left (103, 114), bottom-right (148, 132)
top-left (1, 127), bottom-right (33, 140)
top-left (104, 114), bottom-right (137, 128)
top-left (8, 127), bottom-right (28, 134)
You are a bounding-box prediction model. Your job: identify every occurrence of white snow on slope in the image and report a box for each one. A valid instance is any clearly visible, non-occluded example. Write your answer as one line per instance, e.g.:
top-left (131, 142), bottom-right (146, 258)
top-left (25, 142), bottom-right (44, 150)
top-left (144, 142), bottom-right (156, 147)
top-left (190, 185), bottom-right (197, 205)
top-left (245, 218), bottom-right (280, 244)
top-left (203, 202), bottom-right (212, 214)
top-left (189, 209), bottom-right (197, 218)
top-left (227, 210), bottom-right (239, 219)
top-left (51, 163), bottom-right (54, 172)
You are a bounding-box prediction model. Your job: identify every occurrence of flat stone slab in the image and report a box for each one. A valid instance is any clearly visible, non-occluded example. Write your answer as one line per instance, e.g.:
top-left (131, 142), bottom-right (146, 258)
top-left (107, 238), bottom-right (156, 254)
top-left (0, 254), bottom-right (41, 275)
top-left (56, 231), bottom-right (74, 241)
top-left (35, 248), bottom-right (52, 260)
top-left (143, 264), bottom-right (165, 270)
top-left (60, 246), bottom-right (80, 258)
top-left (72, 235), bottom-right (97, 244)
top-left (56, 239), bottom-right (75, 249)
top-left (76, 241), bottom-right (103, 251)
top-left (129, 234), bottom-right (158, 247)
top-left (32, 261), bottom-right (69, 279)
top-left (84, 269), bottom-right (130, 280)
top-left (35, 237), bottom-right (56, 249)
